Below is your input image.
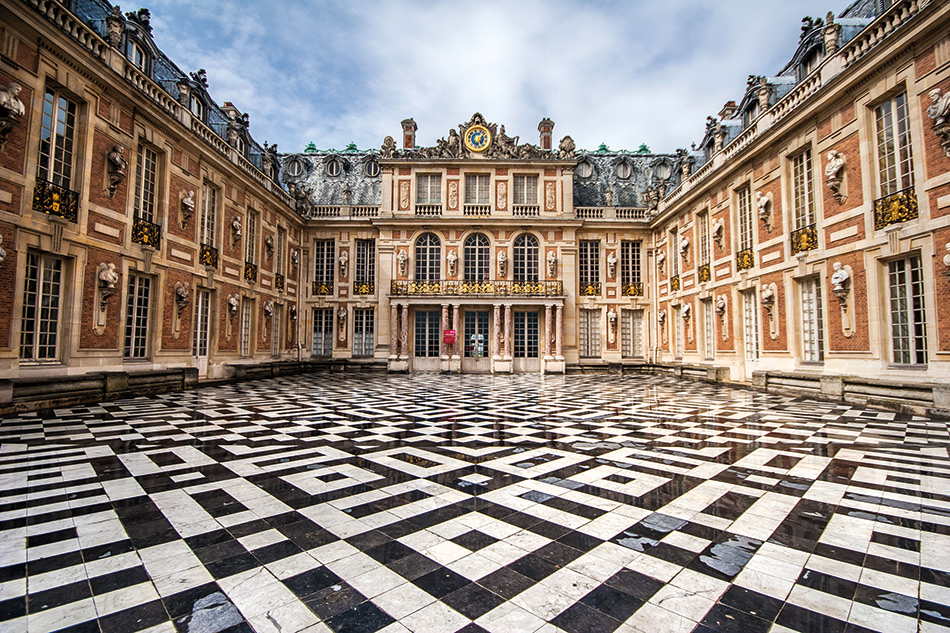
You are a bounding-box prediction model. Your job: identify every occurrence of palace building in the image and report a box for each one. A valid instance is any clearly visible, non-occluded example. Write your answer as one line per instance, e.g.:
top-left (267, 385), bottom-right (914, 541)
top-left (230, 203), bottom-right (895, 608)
top-left (0, 0), bottom-right (948, 414)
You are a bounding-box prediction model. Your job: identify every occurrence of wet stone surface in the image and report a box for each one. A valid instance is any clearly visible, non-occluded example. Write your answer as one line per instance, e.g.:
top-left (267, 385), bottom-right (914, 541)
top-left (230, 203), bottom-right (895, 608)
top-left (1, 372), bottom-right (949, 633)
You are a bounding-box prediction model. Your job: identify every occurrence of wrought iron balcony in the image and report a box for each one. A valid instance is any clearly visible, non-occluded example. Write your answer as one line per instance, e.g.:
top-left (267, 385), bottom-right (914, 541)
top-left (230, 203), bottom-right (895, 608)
top-left (33, 178), bottom-right (79, 222)
top-left (790, 223), bottom-right (818, 255)
top-left (199, 243), bottom-right (218, 269)
top-left (275, 273), bottom-right (285, 293)
top-left (621, 282), bottom-right (643, 297)
top-left (736, 248), bottom-right (754, 271)
top-left (354, 280), bottom-right (375, 295)
top-left (131, 216), bottom-right (161, 248)
top-left (874, 186), bottom-right (918, 230)
top-left (670, 275), bottom-right (680, 292)
top-left (391, 279), bottom-right (564, 297)
top-left (244, 262), bottom-right (258, 282)
top-left (579, 282), bottom-right (601, 297)
top-left (698, 264), bottom-right (711, 283)
top-left (312, 280), bottom-right (334, 296)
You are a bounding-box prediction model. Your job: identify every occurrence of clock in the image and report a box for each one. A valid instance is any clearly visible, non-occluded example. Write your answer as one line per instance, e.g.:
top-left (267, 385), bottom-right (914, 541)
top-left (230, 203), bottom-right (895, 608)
top-left (464, 125), bottom-right (491, 152)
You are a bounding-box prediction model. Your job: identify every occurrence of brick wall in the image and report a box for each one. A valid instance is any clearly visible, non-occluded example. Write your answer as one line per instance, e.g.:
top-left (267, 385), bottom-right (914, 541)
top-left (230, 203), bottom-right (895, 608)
top-left (825, 255), bottom-right (870, 352)
top-left (79, 247), bottom-right (122, 349)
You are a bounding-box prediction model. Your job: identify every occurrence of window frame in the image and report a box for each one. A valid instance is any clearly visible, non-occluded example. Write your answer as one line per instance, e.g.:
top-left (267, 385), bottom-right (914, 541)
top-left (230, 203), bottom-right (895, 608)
top-left (737, 186), bottom-right (753, 252)
top-left (791, 148), bottom-right (816, 230)
top-left (123, 273), bottom-right (151, 360)
top-left (464, 233), bottom-right (491, 281)
top-left (512, 174), bottom-right (538, 206)
top-left (579, 240), bottom-right (600, 288)
top-left (133, 143), bottom-right (160, 223)
top-left (199, 183), bottom-right (218, 247)
top-left (414, 233), bottom-right (441, 281)
top-left (874, 90), bottom-right (915, 197)
top-left (416, 174), bottom-right (442, 205)
top-left (464, 174), bottom-right (490, 204)
top-left (513, 234), bottom-right (539, 282)
top-left (36, 87), bottom-right (78, 190)
top-left (19, 252), bottom-right (64, 362)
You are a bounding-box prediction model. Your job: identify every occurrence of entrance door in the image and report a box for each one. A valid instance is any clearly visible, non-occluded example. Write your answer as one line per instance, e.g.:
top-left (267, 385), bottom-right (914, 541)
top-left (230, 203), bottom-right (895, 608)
top-left (513, 310), bottom-right (540, 372)
top-left (413, 309), bottom-right (440, 371)
top-left (193, 289), bottom-right (211, 376)
top-left (462, 309), bottom-right (490, 373)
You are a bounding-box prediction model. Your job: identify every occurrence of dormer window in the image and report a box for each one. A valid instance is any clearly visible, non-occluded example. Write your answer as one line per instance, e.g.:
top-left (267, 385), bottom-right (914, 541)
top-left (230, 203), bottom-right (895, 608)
top-left (286, 157), bottom-right (306, 178)
top-left (743, 102), bottom-right (759, 127)
top-left (326, 157), bottom-right (344, 178)
top-left (799, 47), bottom-right (822, 80)
top-left (364, 159), bottom-right (380, 178)
top-left (126, 39), bottom-right (147, 71)
top-left (189, 95), bottom-right (205, 121)
top-left (614, 160), bottom-right (633, 180)
top-left (235, 136), bottom-right (247, 158)
top-left (576, 159), bottom-right (594, 179)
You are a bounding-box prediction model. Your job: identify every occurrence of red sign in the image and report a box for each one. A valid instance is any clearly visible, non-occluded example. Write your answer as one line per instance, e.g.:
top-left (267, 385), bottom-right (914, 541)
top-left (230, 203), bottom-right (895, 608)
top-left (443, 330), bottom-right (456, 345)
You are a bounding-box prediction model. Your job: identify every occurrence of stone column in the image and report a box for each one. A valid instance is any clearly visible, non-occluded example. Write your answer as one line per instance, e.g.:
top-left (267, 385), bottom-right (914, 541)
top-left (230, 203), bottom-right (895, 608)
top-left (544, 304), bottom-right (553, 360)
top-left (400, 304), bottom-right (409, 359)
top-left (441, 304), bottom-right (449, 358)
top-left (504, 304), bottom-right (512, 359)
top-left (390, 303), bottom-right (399, 357)
top-left (555, 304), bottom-right (564, 359)
top-left (452, 304), bottom-right (460, 358)
top-left (493, 304), bottom-right (501, 360)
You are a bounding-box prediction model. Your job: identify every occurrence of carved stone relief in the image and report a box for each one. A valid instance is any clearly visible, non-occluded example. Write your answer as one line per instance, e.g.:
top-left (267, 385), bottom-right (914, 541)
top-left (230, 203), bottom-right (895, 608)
top-left (496, 181), bottom-right (507, 210)
top-left (397, 249), bottom-right (408, 277)
top-left (399, 181), bottom-right (410, 210)
top-left (545, 182), bottom-right (556, 211)
top-left (448, 181), bottom-right (458, 210)
top-left (546, 250), bottom-right (557, 278)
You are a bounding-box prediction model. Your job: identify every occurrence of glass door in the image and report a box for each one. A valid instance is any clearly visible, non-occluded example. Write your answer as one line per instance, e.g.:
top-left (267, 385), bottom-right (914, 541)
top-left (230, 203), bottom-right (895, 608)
top-left (462, 309), bottom-right (490, 373)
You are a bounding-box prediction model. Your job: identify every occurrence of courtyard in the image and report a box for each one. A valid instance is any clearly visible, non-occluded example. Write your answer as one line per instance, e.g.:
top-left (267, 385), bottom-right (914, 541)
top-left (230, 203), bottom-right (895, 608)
top-left (0, 373), bottom-right (948, 633)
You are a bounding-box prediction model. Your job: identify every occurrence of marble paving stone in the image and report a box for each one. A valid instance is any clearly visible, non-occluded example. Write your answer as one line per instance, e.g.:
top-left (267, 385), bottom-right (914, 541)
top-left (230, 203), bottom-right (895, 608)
top-left (1, 373), bottom-right (949, 633)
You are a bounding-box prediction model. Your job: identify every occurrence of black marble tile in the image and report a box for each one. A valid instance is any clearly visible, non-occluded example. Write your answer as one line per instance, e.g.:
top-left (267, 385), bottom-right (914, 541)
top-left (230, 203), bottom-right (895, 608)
top-left (325, 600), bottom-right (395, 633)
top-left (442, 582), bottom-right (505, 619)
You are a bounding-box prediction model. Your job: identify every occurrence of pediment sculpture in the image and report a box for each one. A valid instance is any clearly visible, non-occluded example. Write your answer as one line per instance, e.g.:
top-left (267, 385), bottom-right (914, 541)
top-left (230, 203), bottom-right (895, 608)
top-left (385, 113), bottom-right (554, 160)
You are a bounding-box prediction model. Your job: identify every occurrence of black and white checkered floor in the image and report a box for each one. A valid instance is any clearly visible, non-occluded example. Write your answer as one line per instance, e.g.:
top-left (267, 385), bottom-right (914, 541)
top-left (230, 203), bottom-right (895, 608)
top-left (1, 373), bottom-right (949, 633)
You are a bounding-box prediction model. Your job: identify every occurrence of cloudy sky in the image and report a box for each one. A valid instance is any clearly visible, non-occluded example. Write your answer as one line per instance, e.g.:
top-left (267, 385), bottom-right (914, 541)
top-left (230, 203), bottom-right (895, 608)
top-left (147, 0), bottom-right (838, 155)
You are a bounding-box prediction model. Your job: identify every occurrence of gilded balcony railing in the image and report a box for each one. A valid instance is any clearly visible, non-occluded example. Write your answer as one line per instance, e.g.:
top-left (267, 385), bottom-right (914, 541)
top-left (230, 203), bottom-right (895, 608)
top-left (790, 223), bottom-right (818, 255)
top-left (579, 282), bottom-right (601, 296)
top-left (33, 178), bottom-right (79, 222)
top-left (312, 280), bottom-right (334, 295)
top-left (698, 264), bottom-right (711, 283)
top-left (244, 262), bottom-right (258, 282)
top-left (131, 216), bottom-right (161, 248)
top-left (391, 279), bottom-right (564, 297)
top-left (621, 282), bottom-right (643, 297)
top-left (670, 275), bottom-right (680, 292)
top-left (873, 187), bottom-right (918, 230)
top-left (736, 248), bottom-right (754, 271)
top-left (199, 243), bottom-right (218, 269)
top-left (275, 273), bottom-right (285, 293)
top-left (354, 280), bottom-right (375, 295)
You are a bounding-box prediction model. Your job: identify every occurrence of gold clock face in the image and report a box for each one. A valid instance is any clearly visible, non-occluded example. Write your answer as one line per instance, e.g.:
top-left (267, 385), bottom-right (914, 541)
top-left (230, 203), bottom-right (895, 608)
top-left (464, 125), bottom-right (491, 152)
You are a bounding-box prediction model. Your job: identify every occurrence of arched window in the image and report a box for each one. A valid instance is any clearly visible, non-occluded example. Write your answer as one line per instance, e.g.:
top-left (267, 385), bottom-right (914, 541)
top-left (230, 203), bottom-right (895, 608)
top-left (414, 233), bottom-right (441, 281)
top-left (513, 234), bottom-right (539, 281)
top-left (464, 233), bottom-right (490, 281)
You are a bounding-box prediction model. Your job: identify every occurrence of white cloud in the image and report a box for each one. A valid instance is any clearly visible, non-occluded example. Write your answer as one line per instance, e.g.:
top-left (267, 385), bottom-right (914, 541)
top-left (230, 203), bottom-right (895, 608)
top-left (147, 0), bottom-right (838, 153)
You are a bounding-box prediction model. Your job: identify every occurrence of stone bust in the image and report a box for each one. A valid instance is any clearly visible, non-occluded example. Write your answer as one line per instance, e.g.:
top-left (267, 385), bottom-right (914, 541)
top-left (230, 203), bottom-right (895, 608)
top-left (0, 83), bottom-right (25, 116)
top-left (927, 88), bottom-right (950, 127)
top-left (831, 261), bottom-right (850, 292)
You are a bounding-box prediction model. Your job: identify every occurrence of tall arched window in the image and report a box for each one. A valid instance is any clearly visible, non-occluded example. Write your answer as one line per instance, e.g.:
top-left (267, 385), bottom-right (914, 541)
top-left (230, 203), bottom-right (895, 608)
top-left (414, 233), bottom-right (441, 281)
top-left (513, 234), bottom-right (539, 281)
top-left (464, 233), bottom-right (490, 281)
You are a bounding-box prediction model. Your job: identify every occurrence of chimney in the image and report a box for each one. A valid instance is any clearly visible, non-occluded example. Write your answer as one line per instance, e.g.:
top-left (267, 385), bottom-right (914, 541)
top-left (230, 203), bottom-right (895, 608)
top-left (538, 118), bottom-right (554, 150)
top-left (401, 118), bottom-right (417, 149)
top-left (718, 101), bottom-right (738, 120)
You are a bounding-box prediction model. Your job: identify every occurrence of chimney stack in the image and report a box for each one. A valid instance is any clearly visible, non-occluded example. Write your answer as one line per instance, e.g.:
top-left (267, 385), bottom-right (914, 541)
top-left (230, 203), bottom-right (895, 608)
top-left (401, 118), bottom-right (417, 149)
top-left (538, 118), bottom-right (554, 151)
top-left (718, 101), bottom-right (738, 120)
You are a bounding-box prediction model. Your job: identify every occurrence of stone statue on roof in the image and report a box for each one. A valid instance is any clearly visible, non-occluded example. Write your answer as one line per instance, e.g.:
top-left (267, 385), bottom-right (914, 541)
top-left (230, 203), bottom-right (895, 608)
top-left (381, 136), bottom-right (397, 159)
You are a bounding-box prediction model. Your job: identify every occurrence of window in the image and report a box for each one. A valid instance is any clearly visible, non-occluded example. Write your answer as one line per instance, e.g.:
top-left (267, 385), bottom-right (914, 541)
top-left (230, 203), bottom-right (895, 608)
top-left (20, 253), bottom-right (63, 361)
top-left (888, 256), bottom-right (927, 365)
top-left (513, 175), bottom-right (538, 206)
top-left (670, 228), bottom-right (679, 278)
top-left (240, 299), bottom-right (252, 357)
top-left (737, 186), bottom-right (753, 252)
top-left (124, 274), bottom-right (150, 359)
top-left (414, 233), bottom-right (441, 281)
top-left (286, 158), bottom-right (305, 178)
top-left (313, 239), bottom-right (335, 285)
top-left (742, 290), bottom-right (759, 361)
top-left (464, 233), bottom-right (490, 281)
top-left (791, 149), bottom-right (816, 230)
top-left (193, 289), bottom-right (210, 358)
top-left (615, 161), bottom-right (632, 179)
top-left (621, 309), bottom-right (643, 359)
top-left (271, 304), bottom-right (281, 358)
top-left (698, 212), bottom-right (710, 266)
top-left (235, 136), bottom-right (247, 158)
top-left (189, 95), bottom-right (204, 121)
top-left (465, 174), bottom-right (490, 204)
top-left (200, 183), bottom-right (217, 246)
top-left (326, 157), bottom-right (343, 178)
top-left (414, 310), bottom-right (440, 358)
top-left (134, 144), bottom-right (158, 222)
top-left (37, 88), bottom-right (78, 189)
top-left (353, 308), bottom-right (375, 357)
top-left (578, 309), bottom-right (601, 358)
top-left (576, 159), bottom-right (594, 179)
top-left (621, 241), bottom-right (641, 287)
top-left (126, 39), bottom-right (147, 70)
top-left (875, 92), bottom-right (914, 196)
top-left (674, 306), bottom-right (684, 359)
top-left (312, 308), bottom-right (333, 356)
top-left (245, 212), bottom-right (257, 264)
top-left (355, 239), bottom-right (375, 293)
top-left (579, 240), bottom-right (599, 292)
top-left (416, 174), bottom-right (441, 205)
top-left (703, 299), bottom-right (714, 360)
top-left (513, 311), bottom-right (539, 358)
top-left (276, 227), bottom-right (286, 276)
top-left (364, 160), bottom-right (380, 178)
top-left (513, 234), bottom-right (539, 282)
top-left (800, 277), bottom-right (824, 362)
